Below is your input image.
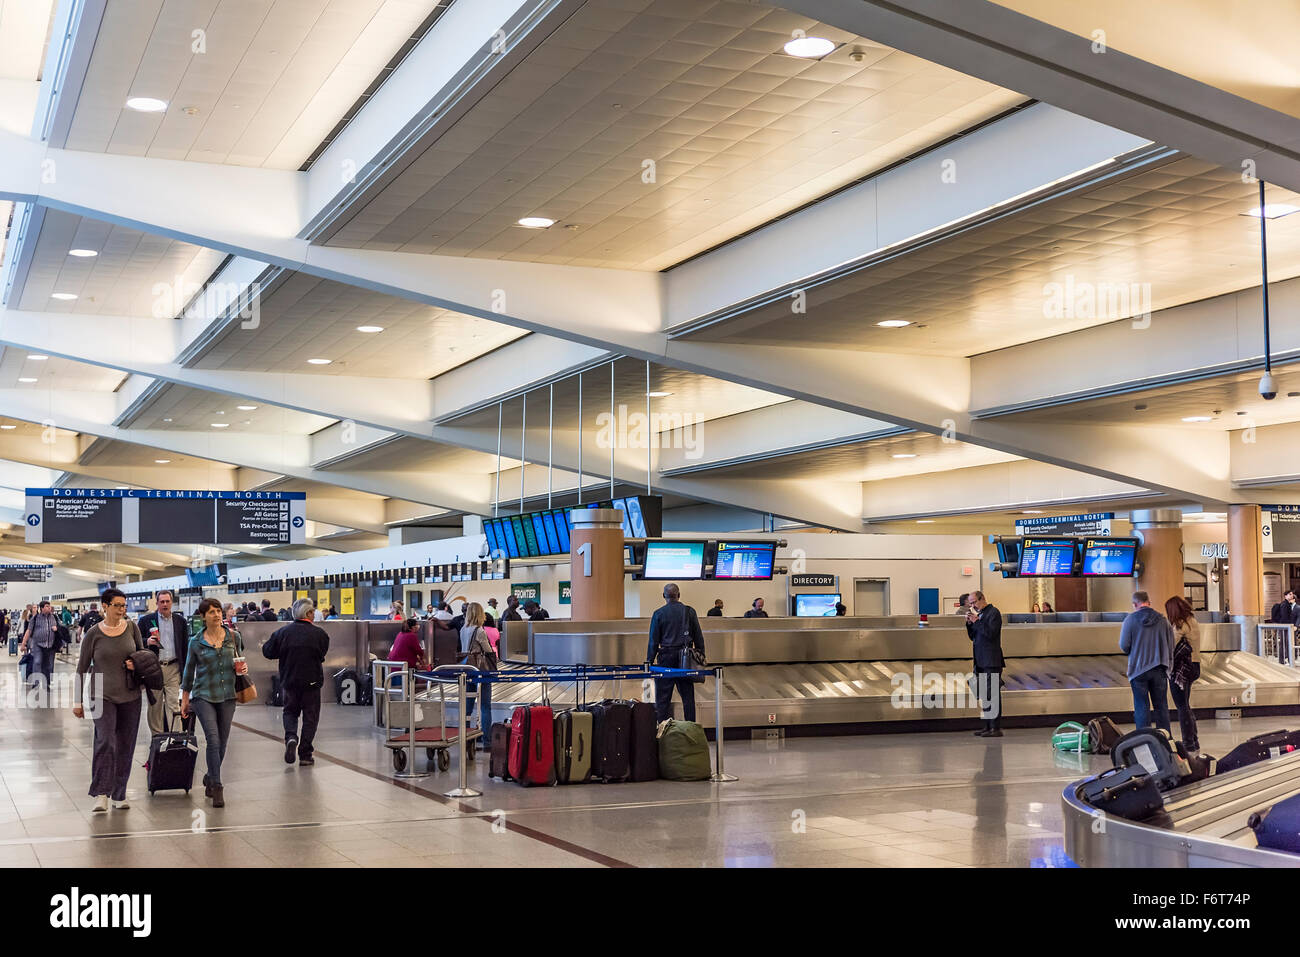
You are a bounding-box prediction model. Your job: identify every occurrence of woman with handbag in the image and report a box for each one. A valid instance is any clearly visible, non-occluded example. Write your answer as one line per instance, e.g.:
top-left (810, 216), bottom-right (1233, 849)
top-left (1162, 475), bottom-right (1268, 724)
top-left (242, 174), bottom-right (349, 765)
top-left (459, 603), bottom-right (498, 730)
top-left (73, 588), bottom-right (144, 812)
top-left (1165, 595), bottom-right (1202, 755)
top-left (180, 597), bottom-right (253, 808)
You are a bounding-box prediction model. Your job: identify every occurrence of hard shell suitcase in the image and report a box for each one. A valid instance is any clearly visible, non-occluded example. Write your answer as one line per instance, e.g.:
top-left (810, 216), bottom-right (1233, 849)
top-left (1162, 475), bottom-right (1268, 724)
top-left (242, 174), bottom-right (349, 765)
top-left (1111, 728), bottom-right (1183, 790)
top-left (1080, 764), bottom-right (1163, 821)
top-left (1249, 793), bottom-right (1300, 853)
top-left (583, 700), bottom-right (631, 782)
top-left (554, 710), bottom-right (593, 784)
top-left (7, 636), bottom-right (16, 656)
top-left (625, 699), bottom-right (659, 782)
top-left (1216, 729), bottom-right (1300, 774)
top-left (490, 721), bottom-right (512, 781)
top-left (147, 713), bottom-right (198, 794)
top-left (508, 705), bottom-right (556, 787)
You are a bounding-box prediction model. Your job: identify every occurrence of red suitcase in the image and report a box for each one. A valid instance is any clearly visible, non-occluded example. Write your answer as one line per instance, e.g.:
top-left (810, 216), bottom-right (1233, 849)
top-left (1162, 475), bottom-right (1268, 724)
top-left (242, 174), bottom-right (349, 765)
top-left (508, 705), bottom-right (556, 787)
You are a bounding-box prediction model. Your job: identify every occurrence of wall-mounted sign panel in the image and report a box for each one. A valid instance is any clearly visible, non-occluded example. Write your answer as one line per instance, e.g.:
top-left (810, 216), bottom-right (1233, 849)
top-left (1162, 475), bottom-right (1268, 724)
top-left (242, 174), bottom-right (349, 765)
top-left (0, 564), bottom-right (52, 583)
top-left (1014, 513), bottom-right (1113, 536)
top-left (24, 489), bottom-right (306, 545)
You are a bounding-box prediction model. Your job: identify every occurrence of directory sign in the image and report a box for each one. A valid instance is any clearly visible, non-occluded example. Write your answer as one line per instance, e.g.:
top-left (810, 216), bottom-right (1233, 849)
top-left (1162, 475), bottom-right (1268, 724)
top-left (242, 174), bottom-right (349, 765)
top-left (24, 489), bottom-right (306, 545)
top-left (1017, 538), bottom-right (1076, 577)
top-left (1081, 538), bottom-right (1138, 577)
top-left (640, 541), bottom-right (706, 580)
top-left (713, 541), bottom-right (776, 580)
top-left (0, 564), bottom-right (52, 583)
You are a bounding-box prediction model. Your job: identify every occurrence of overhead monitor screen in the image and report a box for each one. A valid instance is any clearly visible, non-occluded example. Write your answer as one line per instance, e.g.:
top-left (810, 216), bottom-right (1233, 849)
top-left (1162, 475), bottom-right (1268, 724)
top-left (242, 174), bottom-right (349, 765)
top-left (550, 510), bottom-right (570, 554)
top-left (1018, 538), bottom-right (1076, 577)
top-left (622, 497), bottom-right (648, 538)
top-left (483, 520), bottom-right (503, 558)
top-left (641, 540), bottom-right (706, 580)
top-left (1081, 537), bottom-right (1138, 577)
top-left (994, 539), bottom-right (1021, 578)
top-left (794, 593), bottom-right (841, 617)
top-left (713, 541), bottom-right (776, 580)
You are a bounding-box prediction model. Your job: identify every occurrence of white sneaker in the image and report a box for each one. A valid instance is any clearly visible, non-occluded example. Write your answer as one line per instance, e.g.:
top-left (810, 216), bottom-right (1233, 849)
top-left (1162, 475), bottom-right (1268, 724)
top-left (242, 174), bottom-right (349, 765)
top-left (92, 796), bottom-right (108, 813)
top-left (112, 799), bottom-right (130, 810)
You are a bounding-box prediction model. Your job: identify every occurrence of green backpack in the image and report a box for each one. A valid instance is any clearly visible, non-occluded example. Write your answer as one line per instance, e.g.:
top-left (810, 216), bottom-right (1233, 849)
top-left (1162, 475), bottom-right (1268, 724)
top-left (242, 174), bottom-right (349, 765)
top-left (656, 719), bottom-right (712, 781)
top-left (1052, 721), bottom-right (1091, 753)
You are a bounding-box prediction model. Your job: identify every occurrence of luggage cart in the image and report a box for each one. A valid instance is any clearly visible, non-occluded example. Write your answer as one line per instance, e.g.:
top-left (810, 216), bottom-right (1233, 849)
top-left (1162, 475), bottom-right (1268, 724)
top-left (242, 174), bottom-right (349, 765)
top-left (381, 664), bottom-right (482, 775)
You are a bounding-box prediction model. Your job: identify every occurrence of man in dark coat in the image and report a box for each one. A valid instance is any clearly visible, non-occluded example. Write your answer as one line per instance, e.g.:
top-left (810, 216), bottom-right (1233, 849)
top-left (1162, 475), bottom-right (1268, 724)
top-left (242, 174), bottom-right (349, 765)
top-left (646, 583), bottom-right (706, 723)
top-left (965, 590), bottom-right (1005, 737)
top-left (262, 598), bottom-right (330, 766)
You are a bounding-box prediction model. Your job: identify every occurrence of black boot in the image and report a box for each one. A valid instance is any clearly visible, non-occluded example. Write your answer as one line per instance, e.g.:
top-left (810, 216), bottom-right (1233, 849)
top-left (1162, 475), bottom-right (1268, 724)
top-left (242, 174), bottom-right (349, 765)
top-left (203, 773), bottom-right (212, 798)
top-left (974, 721), bottom-right (990, 736)
top-left (211, 785), bottom-right (224, 808)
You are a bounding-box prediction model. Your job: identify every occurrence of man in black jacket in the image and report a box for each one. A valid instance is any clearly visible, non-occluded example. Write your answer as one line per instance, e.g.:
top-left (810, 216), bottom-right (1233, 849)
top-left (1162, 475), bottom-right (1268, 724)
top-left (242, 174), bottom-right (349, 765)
top-left (743, 598), bottom-right (768, 618)
top-left (259, 599), bottom-right (277, 622)
top-left (646, 583), bottom-right (706, 723)
top-left (262, 598), bottom-right (330, 766)
top-left (965, 590), bottom-right (1005, 737)
top-left (1270, 590), bottom-right (1298, 625)
top-left (139, 590), bottom-right (190, 734)
top-left (706, 599), bottom-right (724, 617)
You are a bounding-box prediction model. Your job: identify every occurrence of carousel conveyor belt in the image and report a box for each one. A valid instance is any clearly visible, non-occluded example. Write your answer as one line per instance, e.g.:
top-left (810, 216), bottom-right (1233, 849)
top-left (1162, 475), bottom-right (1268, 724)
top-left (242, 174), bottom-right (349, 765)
top-left (481, 651), bottom-right (1300, 728)
top-left (1064, 749), bottom-right (1300, 867)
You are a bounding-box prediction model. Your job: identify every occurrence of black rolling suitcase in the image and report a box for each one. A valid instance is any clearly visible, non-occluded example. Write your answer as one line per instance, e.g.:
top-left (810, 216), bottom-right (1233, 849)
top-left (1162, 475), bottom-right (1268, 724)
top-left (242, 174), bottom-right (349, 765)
top-left (147, 713), bottom-right (198, 795)
top-left (333, 668), bottom-right (373, 705)
top-left (489, 721), bottom-right (512, 781)
top-left (1249, 794), bottom-right (1300, 853)
top-left (267, 675), bottom-right (284, 707)
top-left (1080, 765), bottom-right (1163, 820)
top-left (623, 699), bottom-right (659, 781)
top-left (1111, 728), bottom-right (1186, 790)
top-left (582, 700), bottom-right (631, 782)
top-left (1216, 729), bottom-right (1300, 774)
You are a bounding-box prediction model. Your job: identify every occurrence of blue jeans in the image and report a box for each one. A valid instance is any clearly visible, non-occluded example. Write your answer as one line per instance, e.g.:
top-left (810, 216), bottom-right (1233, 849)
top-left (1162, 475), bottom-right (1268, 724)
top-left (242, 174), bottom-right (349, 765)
top-left (1129, 665), bottom-right (1172, 734)
top-left (30, 644), bottom-right (55, 686)
top-left (466, 678), bottom-right (491, 730)
top-left (192, 698), bottom-right (236, 786)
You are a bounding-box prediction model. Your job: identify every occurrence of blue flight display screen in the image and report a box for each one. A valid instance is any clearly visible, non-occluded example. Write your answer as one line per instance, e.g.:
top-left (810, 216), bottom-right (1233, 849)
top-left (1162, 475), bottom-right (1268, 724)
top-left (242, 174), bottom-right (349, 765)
top-left (551, 510), bottom-right (570, 553)
top-left (713, 542), bottom-right (776, 580)
top-left (794, 593), bottom-right (840, 617)
top-left (1017, 539), bottom-right (1076, 576)
top-left (1081, 538), bottom-right (1138, 576)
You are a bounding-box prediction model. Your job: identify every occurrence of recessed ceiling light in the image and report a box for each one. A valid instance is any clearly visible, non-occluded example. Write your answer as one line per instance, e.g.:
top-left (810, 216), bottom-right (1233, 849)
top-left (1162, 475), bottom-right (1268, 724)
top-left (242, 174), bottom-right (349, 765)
top-left (236, 405), bottom-right (257, 411)
top-left (306, 358), bottom-right (331, 365)
top-left (162, 418), bottom-right (173, 423)
top-left (126, 96), bottom-right (167, 113)
top-left (916, 519), bottom-right (936, 524)
top-left (154, 459), bottom-right (170, 464)
top-left (28, 355), bottom-right (48, 361)
top-left (1243, 204), bottom-right (1300, 219)
top-left (891, 453), bottom-right (917, 459)
top-left (1021, 510), bottom-right (1044, 514)
top-left (646, 391), bottom-right (672, 398)
top-left (17, 377), bottom-right (36, 383)
top-left (877, 320), bottom-right (910, 328)
top-left (517, 217), bottom-right (555, 229)
top-left (210, 423), bottom-right (229, 428)
top-left (783, 36), bottom-right (836, 58)
top-left (50, 292), bottom-right (77, 301)
top-left (1181, 415), bottom-right (1213, 423)
top-left (0, 425), bottom-right (15, 431)
top-left (356, 325), bottom-right (384, 333)
top-left (67, 249), bottom-right (98, 258)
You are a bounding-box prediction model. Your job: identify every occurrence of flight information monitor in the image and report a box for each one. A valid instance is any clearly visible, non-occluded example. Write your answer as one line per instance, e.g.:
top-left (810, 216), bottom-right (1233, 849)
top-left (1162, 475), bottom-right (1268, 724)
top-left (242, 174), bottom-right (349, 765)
top-left (1017, 538), bottom-right (1077, 577)
top-left (713, 541), bottom-right (776, 580)
top-left (1081, 537), bottom-right (1138, 577)
top-left (640, 540), bottom-right (706, 580)
top-left (794, 593), bottom-right (841, 617)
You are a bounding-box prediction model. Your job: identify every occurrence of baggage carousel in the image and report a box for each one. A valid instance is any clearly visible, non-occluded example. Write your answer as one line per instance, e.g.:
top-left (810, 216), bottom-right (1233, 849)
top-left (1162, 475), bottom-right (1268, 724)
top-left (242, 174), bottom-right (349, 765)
top-left (488, 616), bottom-right (1300, 730)
top-left (1063, 749), bottom-right (1300, 867)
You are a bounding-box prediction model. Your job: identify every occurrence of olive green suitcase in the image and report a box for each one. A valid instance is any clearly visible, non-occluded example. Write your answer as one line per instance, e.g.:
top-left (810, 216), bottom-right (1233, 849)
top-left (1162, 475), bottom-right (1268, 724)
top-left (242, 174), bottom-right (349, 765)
top-left (554, 710), bottom-right (593, 784)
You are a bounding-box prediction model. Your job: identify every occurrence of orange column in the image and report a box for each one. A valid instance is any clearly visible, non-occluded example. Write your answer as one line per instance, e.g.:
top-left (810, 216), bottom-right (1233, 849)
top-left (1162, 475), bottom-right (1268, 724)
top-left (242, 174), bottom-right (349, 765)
top-left (1132, 509), bottom-right (1184, 608)
top-left (1228, 504), bottom-right (1264, 616)
top-left (568, 508), bottom-right (625, 620)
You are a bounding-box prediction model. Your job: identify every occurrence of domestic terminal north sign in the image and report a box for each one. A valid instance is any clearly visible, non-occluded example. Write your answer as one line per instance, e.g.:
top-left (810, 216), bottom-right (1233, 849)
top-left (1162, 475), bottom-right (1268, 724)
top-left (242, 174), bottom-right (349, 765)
top-left (24, 489), bottom-right (307, 545)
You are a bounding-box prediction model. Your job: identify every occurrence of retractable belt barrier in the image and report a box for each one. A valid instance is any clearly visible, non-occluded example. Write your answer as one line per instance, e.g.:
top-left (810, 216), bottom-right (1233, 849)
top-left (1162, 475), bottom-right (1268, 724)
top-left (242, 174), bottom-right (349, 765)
top-left (413, 663), bottom-right (738, 797)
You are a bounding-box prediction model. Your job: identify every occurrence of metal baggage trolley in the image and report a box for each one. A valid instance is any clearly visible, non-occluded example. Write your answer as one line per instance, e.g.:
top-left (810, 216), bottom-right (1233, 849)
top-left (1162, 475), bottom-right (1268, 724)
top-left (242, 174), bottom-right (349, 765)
top-left (381, 664), bottom-right (482, 774)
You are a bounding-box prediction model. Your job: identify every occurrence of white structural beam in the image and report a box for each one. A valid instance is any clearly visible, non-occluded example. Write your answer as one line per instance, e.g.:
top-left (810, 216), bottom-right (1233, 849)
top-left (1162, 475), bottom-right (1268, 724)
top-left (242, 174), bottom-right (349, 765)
top-left (783, 0), bottom-right (1300, 193)
top-left (1231, 422), bottom-right (1300, 490)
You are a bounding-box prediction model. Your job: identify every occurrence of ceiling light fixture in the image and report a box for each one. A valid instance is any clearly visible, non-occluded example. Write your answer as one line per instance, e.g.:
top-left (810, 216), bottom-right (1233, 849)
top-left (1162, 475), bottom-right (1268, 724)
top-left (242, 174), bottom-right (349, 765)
top-left (517, 217), bottom-right (555, 229)
top-left (154, 459), bottom-right (170, 464)
top-left (210, 423), bottom-right (229, 428)
top-left (646, 391), bottom-right (672, 398)
top-left (17, 377), bottom-right (36, 383)
top-left (1181, 415), bottom-right (1212, 422)
top-left (916, 519), bottom-right (936, 524)
top-left (0, 425), bottom-right (15, 430)
top-left (236, 405), bottom-right (257, 411)
top-left (162, 418), bottom-right (173, 423)
top-left (125, 96), bottom-right (167, 113)
top-left (891, 453), bottom-right (917, 459)
top-left (877, 319), bottom-right (910, 328)
top-left (1243, 203), bottom-right (1300, 219)
top-left (356, 325), bottom-right (384, 333)
top-left (28, 355), bottom-right (47, 361)
top-left (1021, 510), bottom-right (1044, 514)
top-left (306, 358), bottom-right (331, 365)
top-left (50, 292), bottom-right (77, 301)
top-left (783, 35), bottom-right (836, 58)
top-left (68, 249), bottom-right (98, 258)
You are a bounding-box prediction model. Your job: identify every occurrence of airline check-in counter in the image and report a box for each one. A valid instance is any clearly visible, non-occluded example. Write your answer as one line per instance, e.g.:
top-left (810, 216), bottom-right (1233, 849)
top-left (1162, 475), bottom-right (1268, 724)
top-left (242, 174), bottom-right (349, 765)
top-left (496, 615), bottom-right (1300, 731)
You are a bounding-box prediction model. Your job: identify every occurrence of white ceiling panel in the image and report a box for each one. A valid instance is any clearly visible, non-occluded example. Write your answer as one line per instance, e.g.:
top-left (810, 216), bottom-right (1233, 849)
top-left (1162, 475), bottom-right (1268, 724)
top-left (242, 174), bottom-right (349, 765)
top-left (0, 0), bottom-right (56, 81)
top-left (0, 348), bottom-right (125, 392)
top-left (130, 381), bottom-right (336, 434)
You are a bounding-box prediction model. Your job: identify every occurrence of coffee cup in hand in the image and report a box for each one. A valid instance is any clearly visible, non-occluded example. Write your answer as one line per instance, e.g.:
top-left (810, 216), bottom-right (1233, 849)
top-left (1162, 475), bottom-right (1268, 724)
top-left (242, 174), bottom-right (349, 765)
top-left (233, 656), bottom-right (248, 676)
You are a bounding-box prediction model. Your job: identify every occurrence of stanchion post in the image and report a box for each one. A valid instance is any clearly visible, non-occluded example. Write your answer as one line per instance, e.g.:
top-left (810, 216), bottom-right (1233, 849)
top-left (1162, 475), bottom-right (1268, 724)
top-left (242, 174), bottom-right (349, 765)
top-left (394, 663), bottom-right (429, 779)
top-left (447, 670), bottom-right (482, 798)
top-left (710, 665), bottom-right (737, 783)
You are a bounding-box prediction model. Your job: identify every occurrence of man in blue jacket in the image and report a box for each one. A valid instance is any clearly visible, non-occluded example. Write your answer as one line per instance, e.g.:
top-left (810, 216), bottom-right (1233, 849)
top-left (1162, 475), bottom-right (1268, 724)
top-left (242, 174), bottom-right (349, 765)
top-left (1119, 591), bottom-right (1174, 733)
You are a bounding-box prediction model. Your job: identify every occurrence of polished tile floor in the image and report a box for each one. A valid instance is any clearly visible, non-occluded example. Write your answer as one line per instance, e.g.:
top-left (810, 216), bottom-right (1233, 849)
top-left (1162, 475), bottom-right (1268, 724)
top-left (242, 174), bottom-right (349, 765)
top-left (0, 659), bottom-right (1288, 867)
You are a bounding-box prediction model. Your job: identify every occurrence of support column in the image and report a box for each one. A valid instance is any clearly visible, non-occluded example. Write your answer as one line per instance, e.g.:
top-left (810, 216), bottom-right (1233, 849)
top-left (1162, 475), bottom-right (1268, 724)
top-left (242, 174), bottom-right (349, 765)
top-left (1132, 509), bottom-right (1184, 608)
top-left (568, 508), bottom-right (625, 620)
top-left (1228, 505), bottom-right (1264, 616)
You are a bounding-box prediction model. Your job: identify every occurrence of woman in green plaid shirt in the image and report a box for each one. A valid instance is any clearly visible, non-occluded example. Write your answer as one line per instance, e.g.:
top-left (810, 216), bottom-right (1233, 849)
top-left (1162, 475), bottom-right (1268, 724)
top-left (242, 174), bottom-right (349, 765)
top-left (181, 597), bottom-right (246, 808)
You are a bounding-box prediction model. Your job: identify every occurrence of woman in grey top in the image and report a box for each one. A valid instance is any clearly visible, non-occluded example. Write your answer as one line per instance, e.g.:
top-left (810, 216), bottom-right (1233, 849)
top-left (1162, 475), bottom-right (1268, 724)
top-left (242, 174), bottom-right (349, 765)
top-left (459, 603), bottom-right (497, 730)
top-left (74, 587), bottom-right (144, 813)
